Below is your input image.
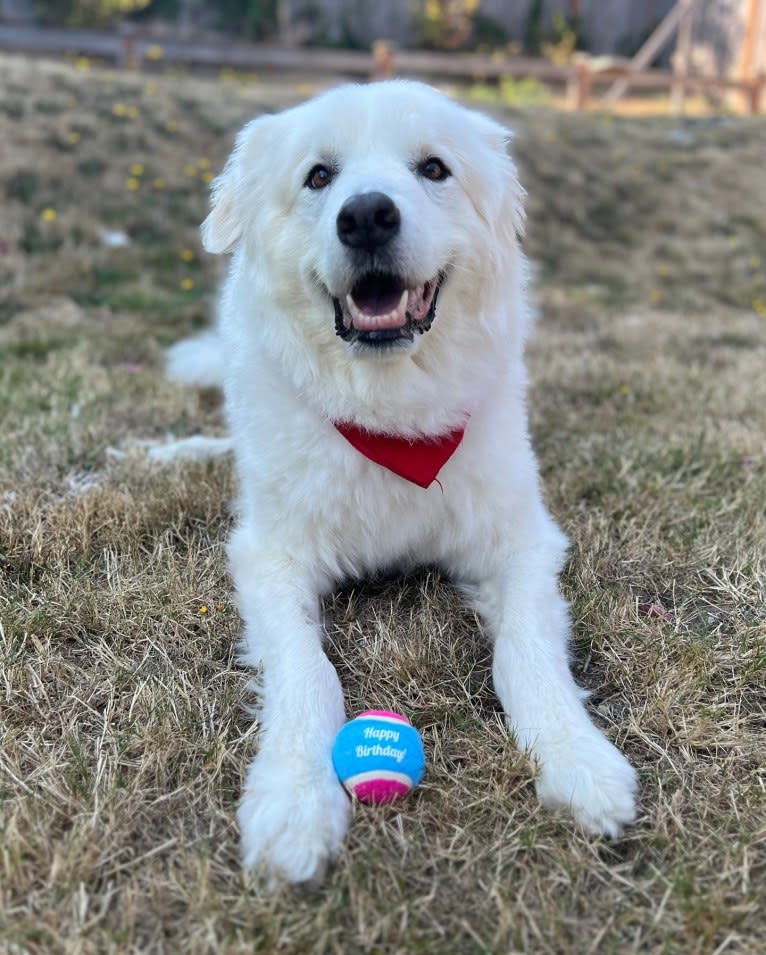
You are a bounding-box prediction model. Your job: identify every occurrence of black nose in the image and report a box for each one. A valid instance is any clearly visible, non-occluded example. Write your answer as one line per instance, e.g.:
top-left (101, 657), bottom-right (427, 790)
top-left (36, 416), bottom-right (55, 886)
top-left (336, 192), bottom-right (401, 251)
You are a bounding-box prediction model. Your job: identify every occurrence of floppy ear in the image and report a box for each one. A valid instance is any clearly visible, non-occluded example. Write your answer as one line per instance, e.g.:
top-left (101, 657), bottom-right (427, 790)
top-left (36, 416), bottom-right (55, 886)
top-left (201, 114), bottom-right (274, 254)
top-left (462, 111), bottom-right (526, 249)
top-left (493, 126), bottom-right (526, 244)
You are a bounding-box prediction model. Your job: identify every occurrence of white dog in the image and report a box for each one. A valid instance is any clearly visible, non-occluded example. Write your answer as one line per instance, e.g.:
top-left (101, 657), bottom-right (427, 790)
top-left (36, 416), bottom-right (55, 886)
top-left (169, 80), bottom-right (638, 884)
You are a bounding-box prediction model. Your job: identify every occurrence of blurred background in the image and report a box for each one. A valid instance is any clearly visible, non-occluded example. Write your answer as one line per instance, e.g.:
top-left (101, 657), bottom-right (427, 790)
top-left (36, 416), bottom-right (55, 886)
top-left (1, 1), bottom-right (764, 115)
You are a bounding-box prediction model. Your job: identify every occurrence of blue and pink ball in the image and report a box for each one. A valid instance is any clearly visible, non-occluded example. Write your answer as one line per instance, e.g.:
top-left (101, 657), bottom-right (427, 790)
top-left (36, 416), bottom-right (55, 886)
top-left (332, 710), bottom-right (425, 804)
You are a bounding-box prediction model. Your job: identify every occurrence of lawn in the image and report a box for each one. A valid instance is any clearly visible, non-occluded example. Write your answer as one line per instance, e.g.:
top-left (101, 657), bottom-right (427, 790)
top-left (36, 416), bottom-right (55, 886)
top-left (1, 52), bottom-right (765, 954)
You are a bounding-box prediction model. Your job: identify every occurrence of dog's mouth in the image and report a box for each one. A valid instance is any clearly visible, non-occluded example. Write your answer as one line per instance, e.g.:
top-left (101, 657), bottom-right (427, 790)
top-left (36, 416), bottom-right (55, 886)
top-left (333, 272), bottom-right (443, 350)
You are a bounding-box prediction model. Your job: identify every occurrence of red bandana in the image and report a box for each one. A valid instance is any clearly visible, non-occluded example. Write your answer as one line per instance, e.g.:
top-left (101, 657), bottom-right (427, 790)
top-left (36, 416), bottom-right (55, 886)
top-left (334, 420), bottom-right (466, 489)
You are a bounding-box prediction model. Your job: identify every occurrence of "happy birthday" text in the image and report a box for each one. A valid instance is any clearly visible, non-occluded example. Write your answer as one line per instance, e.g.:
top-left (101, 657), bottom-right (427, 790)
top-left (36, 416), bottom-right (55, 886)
top-left (355, 743), bottom-right (406, 763)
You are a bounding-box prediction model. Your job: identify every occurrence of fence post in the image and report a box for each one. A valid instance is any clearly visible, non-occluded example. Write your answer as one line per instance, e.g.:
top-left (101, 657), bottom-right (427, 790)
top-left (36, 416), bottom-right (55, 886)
top-left (118, 21), bottom-right (141, 71)
top-left (372, 40), bottom-right (395, 79)
top-left (671, 0), bottom-right (695, 114)
top-left (568, 60), bottom-right (591, 110)
top-left (746, 74), bottom-right (764, 114)
top-left (740, 0), bottom-right (765, 112)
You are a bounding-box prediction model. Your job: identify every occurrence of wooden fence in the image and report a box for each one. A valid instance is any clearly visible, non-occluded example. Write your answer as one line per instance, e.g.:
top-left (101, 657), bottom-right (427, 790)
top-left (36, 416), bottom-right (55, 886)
top-left (0, 23), bottom-right (763, 114)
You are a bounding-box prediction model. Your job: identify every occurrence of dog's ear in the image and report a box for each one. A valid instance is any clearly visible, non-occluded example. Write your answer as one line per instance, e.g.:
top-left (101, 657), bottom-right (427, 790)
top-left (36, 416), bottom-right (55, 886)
top-left (493, 126), bottom-right (526, 244)
top-left (201, 114), bottom-right (275, 254)
top-left (462, 111), bottom-right (526, 249)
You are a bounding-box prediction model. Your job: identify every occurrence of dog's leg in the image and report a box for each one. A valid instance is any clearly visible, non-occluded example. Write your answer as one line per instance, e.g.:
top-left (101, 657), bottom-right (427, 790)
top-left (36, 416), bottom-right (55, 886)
top-left (476, 522), bottom-right (638, 837)
top-left (230, 532), bottom-right (350, 885)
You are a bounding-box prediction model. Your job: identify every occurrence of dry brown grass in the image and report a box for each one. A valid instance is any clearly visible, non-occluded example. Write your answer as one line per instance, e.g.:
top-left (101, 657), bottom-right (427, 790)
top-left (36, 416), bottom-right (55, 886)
top-left (1, 54), bottom-right (765, 954)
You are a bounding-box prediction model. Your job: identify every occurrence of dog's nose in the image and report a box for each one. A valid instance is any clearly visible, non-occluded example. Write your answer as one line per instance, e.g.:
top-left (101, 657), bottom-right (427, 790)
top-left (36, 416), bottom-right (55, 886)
top-left (336, 192), bottom-right (401, 251)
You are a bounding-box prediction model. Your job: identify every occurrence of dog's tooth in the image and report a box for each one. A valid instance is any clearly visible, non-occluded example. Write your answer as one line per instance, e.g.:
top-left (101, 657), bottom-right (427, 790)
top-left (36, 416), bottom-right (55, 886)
top-left (379, 290), bottom-right (408, 328)
top-left (345, 293), bottom-right (363, 323)
top-left (373, 311), bottom-right (396, 329)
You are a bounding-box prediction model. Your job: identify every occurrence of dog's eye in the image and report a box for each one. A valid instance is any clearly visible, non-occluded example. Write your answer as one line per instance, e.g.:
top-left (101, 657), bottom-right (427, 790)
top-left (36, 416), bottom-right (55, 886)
top-left (306, 164), bottom-right (333, 190)
top-left (418, 157), bottom-right (451, 182)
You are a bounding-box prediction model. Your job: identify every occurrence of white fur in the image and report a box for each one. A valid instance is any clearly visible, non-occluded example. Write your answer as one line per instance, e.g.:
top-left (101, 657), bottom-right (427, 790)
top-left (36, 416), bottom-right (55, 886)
top-left (175, 81), bottom-right (638, 884)
top-left (166, 330), bottom-right (227, 390)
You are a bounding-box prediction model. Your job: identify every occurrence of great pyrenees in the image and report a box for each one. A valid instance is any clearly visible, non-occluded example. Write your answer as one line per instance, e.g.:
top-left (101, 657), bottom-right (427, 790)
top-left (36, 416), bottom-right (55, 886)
top-left (169, 80), bottom-right (638, 884)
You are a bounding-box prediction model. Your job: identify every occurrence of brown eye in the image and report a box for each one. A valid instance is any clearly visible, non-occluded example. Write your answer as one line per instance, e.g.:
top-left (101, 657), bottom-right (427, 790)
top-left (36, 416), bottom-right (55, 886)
top-left (306, 164), bottom-right (332, 190)
top-left (419, 157), bottom-right (451, 182)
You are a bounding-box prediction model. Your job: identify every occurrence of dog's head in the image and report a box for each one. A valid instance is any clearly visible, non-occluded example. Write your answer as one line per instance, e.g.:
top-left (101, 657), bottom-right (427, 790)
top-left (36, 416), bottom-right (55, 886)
top-left (202, 81), bottom-right (525, 359)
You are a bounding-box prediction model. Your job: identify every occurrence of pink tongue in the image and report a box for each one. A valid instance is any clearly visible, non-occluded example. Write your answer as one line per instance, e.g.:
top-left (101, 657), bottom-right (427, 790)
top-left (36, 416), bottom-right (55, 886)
top-left (357, 286), bottom-right (402, 316)
top-left (350, 285), bottom-right (408, 330)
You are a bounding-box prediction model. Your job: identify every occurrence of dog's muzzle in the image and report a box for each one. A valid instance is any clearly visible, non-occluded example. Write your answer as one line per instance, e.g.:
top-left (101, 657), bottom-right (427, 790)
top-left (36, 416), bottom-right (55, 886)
top-left (332, 192), bottom-right (443, 350)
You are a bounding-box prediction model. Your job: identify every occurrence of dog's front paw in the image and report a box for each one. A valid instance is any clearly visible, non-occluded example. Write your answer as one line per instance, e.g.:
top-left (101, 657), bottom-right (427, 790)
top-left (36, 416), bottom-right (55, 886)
top-left (535, 731), bottom-right (638, 838)
top-left (238, 754), bottom-right (351, 886)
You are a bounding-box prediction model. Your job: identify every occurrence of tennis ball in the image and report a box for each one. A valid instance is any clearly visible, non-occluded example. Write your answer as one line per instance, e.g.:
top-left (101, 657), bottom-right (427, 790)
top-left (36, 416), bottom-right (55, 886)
top-left (332, 709), bottom-right (425, 804)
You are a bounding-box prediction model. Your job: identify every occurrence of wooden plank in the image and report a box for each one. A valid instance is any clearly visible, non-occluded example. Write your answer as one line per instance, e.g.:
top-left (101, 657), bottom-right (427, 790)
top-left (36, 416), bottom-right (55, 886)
top-left (142, 39), bottom-right (373, 74)
top-left (394, 51), bottom-right (569, 81)
top-left (0, 25), bottom-right (120, 57)
top-left (602, 0), bottom-right (692, 107)
top-left (592, 68), bottom-right (751, 95)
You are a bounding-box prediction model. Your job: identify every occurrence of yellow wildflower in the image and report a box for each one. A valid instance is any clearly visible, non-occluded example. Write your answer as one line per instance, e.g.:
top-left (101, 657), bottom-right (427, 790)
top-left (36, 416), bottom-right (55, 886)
top-left (180, 249), bottom-right (195, 262)
top-left (40, 207), bottom-right (57, 222)
top-left (125, 177), bottom-right (140, 190)
top-left (180, 278), bottom-right (195, 291)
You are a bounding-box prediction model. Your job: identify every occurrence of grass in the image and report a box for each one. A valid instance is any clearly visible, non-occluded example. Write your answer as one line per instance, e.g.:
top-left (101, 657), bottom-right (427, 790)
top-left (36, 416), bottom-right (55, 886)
top-left (1, 53), bottom-right (765, 954)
